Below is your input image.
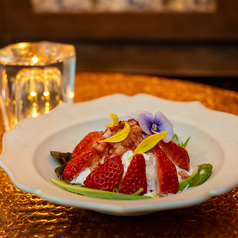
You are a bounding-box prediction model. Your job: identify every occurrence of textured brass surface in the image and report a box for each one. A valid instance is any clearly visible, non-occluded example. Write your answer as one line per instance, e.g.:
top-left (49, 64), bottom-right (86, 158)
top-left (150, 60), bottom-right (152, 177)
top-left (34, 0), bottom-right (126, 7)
top-left (1, 72), bottom-right (238, 237)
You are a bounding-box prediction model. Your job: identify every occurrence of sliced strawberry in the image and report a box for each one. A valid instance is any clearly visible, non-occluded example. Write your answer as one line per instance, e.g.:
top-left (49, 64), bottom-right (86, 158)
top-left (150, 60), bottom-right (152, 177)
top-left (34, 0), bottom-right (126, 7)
top-left (84, 156), bottom-right (124, 192)
top-left (71, 131), bottom-right (103, 160)
top-left (155, 146), bottom-right (179, 194)
top-left (62, 148), bottom-right (100, 181)
top-left (119, 154), bottom-right (147, 195)
top-left (159, 140), bottom-right (190, 171)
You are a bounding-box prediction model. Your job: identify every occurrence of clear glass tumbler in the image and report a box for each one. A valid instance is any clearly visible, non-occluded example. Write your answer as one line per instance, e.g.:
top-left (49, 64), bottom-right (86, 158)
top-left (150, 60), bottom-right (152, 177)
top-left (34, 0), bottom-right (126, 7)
top-left (0, 41), bottom-right (76, 130)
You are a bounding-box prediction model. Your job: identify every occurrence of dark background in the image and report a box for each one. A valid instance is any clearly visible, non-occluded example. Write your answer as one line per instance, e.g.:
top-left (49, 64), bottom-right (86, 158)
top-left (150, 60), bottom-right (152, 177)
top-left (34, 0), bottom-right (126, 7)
top-left (1, 0), bottom-right (238, 91)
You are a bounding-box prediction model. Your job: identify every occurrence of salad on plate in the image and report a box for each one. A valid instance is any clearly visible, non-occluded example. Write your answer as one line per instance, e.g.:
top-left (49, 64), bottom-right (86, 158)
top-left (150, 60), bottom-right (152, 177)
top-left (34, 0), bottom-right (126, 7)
top-left (50, 111), bottom-right (212, 200)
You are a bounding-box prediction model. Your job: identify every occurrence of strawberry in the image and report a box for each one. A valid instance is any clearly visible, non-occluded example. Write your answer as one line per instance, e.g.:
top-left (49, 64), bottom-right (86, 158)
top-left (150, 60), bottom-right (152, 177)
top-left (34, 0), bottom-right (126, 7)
top-left (62, 148), bottom-right (100, 181)
top-left (71, 131), bottom-right (103, 160)
top-left (119, 154), bottom-right (147, 195)
top-left (84, 156), bottom-right (124, 192)
top-left (155, 146), bottom-right (179, 194)
top-left (159, 140), bottom-right (190, 171)
top-left (63, 131), bottom-right (104, 181)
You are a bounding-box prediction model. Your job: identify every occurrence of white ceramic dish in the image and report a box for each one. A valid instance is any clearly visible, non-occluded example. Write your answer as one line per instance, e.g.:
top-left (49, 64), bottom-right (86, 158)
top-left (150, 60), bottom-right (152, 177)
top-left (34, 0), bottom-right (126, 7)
top-left (1, 94), bottom-right (238, 216)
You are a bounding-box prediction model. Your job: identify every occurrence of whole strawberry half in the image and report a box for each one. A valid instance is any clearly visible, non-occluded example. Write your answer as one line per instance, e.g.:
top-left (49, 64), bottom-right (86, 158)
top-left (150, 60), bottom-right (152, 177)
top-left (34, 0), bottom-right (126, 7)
top-left (84, 156), bottom-right (124, 192)
top-left (155, 146), bottom-right (179, 194)
top-left (62, 131), bottom-right (103, 181)
top-left (62, 147), bottom-right (100, 181)
top-left (71, 131), bottom-right (103, 160)
top-left (159, 140), bottom-right (190, 171)
top-left (119, 154), bottom-right (147, 195)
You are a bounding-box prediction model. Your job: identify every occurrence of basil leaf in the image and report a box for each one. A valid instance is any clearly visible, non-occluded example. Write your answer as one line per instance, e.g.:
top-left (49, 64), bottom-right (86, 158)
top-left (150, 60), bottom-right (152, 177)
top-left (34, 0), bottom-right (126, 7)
top-left (51, 179), bottom-right (152, 200)
top-left (179, 163), bottom-right (213, 191)
top-left (178, 173), bottom-right (196, 191)
top-left (189, 163), bottom-right (213, 187)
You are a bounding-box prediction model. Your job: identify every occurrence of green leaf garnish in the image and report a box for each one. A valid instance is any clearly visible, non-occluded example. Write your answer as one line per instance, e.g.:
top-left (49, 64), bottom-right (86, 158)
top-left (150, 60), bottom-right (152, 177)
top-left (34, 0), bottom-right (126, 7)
top-left (100, 122), bottom-right (130, 143)
top-left (130, 131), bottom-right (168, 158)
top-left (51, 179), bottom-right (152, 200)
top-left (50, 151), bottom-right (71, 164)
top-left (173, 134), bottom-right (191, 149)
top-left (172, 134), bottom-right (179, 142)
top-left (104, 113), bottom-right (119, 127)
top-left (178, 173), bottom-right (196, 191)
top-left (180, 137), bottom-right (191, 149)
top-left (179, 163), bottom-right (213, 191)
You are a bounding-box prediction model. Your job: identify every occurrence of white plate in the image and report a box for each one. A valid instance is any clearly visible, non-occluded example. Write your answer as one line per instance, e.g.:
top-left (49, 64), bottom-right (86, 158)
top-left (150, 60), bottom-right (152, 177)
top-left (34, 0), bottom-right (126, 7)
top-left (1, 94), bottom-right (238, 216)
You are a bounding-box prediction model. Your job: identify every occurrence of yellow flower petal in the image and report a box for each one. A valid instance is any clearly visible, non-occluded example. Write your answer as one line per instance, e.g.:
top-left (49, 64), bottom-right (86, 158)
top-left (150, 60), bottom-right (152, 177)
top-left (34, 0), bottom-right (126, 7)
top-left (104, 113), bottom-right (119, 127)
top-left (100, 122), bottom-right (130, 143)
top-left (130, 131), bottom-right (168, 158)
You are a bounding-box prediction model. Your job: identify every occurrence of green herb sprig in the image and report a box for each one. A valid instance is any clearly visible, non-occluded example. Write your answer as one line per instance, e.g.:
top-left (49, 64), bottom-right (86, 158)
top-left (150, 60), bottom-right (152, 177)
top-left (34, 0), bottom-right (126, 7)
top-left (172, 134), bottom-right (191, 149)
top-left (51, 179), bottom-right (152, 200)
top-left (179, 163), bottom-right (213, 191)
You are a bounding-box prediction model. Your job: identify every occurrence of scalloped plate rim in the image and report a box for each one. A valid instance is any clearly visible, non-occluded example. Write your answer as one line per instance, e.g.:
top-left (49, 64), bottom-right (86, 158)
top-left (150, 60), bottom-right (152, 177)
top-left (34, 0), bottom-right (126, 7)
top-left (1, 93), bottom-right (238, 216)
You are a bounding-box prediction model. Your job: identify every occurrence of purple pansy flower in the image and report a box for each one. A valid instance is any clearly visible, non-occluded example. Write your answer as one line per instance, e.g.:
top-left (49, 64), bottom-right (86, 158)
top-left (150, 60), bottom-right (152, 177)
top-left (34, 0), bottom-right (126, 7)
top-left (126, 111), bottom-right (174, 143)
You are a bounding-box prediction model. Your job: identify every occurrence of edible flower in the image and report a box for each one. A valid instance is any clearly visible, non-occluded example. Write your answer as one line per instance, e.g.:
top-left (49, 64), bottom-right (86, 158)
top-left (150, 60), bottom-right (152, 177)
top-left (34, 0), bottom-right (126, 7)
top-left (104, 113), bottom-right (119, 127)
top-left (100, 122), bottom-right (130, 143)
top-left (126, 111), bottom-right (174, 143)
top-left (130, 131), bottom-right (168, 159)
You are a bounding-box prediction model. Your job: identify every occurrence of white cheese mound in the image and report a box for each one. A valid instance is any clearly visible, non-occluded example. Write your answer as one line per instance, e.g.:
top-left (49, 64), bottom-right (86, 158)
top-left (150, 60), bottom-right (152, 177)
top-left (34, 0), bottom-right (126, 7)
top-left (121, 150), bottom-right (133, 178)
top-left (70, 167), bottom-right (91, 185)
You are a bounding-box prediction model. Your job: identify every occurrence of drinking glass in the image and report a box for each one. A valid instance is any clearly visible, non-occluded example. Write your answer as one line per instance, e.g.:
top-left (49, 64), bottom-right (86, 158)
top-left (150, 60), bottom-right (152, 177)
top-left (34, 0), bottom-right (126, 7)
top-left (0, 41), bottom-right (76, 130)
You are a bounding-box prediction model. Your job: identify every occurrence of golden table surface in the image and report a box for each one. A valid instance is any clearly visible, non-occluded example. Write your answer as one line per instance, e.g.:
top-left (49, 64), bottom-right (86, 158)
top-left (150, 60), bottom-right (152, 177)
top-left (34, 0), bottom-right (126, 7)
top-left (1, 72), bottom-right (238, 237)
